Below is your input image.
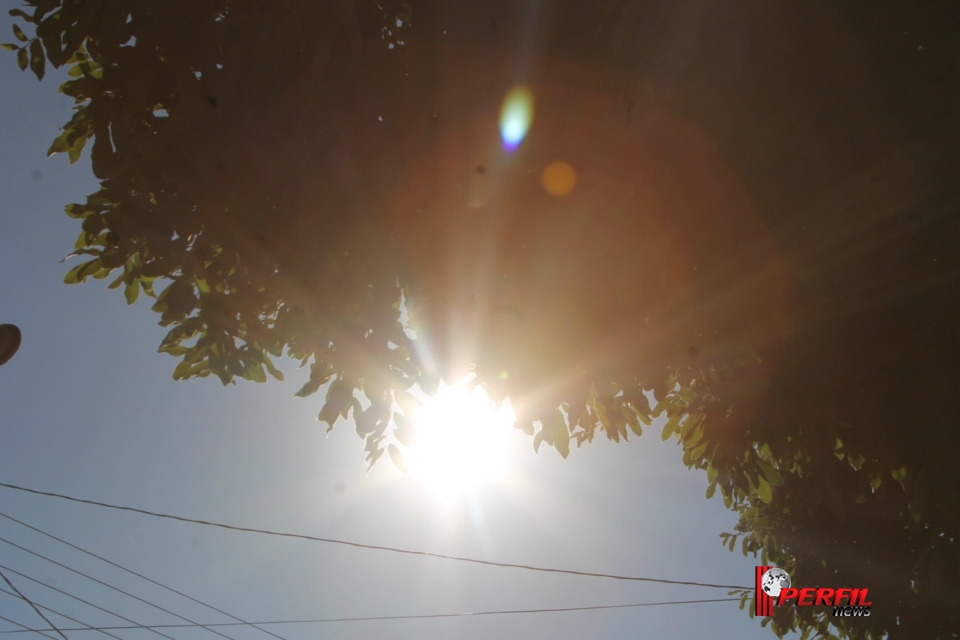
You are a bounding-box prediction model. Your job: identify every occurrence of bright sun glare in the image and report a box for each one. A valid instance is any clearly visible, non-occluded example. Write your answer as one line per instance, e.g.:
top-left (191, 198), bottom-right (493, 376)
top-left (405, 380), bottom-right (515, 498)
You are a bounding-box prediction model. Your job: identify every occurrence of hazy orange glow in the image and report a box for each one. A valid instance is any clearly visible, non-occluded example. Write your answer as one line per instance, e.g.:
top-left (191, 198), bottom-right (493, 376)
top-left (376, 51), bottom-right (794, 427)
top-left (541, 161), bottom-right (577, 196)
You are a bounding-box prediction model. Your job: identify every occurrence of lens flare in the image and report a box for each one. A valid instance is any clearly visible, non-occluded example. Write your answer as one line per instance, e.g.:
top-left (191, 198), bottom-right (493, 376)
top-left (406, 381), bottom-right (515, 498)
top-left (541, 160), bottom-right (577, 196)
top-left (500, 87), bottom-right (534, 151)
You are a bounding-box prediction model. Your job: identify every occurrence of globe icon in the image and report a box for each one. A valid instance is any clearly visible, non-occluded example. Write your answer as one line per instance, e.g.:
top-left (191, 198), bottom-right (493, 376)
top-left (761, 568), bottom-right (791, 598)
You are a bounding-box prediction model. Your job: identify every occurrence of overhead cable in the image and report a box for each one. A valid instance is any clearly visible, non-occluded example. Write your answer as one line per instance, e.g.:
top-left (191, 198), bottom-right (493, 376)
top-left (0, 511), bottom-right (287, 640)
top-left (0, 586), bottom-right (126, 640)
top-left (0, 597), bottom-right (741, 634)
top-left (0, 534), bottom-right (239, 640)
top-left (0, 568), bottom-right (67, 640)
top-left (0, 482), bottom-right (750, 590)
top-left (0, 564), bottom-right (177, 640)
top-left (0, 614), bottom-right (59, 640)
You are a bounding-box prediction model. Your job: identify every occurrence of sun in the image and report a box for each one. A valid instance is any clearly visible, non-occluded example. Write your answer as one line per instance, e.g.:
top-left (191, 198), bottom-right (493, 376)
top-left (403, 380), bottom-right (515, 498)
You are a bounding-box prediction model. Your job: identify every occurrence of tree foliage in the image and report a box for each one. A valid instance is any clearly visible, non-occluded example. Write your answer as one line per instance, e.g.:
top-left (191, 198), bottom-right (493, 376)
top-left (7, 1), bottom-right (960, 638)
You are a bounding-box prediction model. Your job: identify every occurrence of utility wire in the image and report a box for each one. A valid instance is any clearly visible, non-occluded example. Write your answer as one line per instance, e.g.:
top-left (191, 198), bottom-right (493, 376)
top-left (0, 614), bottom-right (59, 640)
top-left (0, 587), bottom-right (125, 640)
top-left (0, 511), bottom-right (286, 640)
top-left (0, 535), bottom-right (240, 640)
top-left (0, 482), bottom-right (750, 590)
top-left (0, 568), bottom-right (67, 640)
top-left (0, 597), bottom-right (741, 634)
top-left (0, 564), bottom-right (177, 640)
top-left (0, 613), bottom-right (60, 640)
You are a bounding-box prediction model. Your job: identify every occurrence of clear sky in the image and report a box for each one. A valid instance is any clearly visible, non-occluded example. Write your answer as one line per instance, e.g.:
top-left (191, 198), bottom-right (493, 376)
top-left (0, 17), bottom-right (793, 638)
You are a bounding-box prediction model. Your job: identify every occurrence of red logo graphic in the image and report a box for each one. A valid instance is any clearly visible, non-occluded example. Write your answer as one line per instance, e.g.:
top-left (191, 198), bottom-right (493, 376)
top-left (755, 566), bottom-right (872, 618)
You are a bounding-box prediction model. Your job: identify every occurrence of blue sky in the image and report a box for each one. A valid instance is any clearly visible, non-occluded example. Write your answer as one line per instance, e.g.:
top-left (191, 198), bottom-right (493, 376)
top-left (0, 19), bottom-right (790, 639)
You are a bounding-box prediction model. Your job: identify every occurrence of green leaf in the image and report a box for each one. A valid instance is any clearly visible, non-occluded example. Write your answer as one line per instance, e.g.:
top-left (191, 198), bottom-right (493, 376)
top-left (124, 279), bottom-right (139, 305)
top-left (63, 258), bottom-right (101, 284)
top-left (262, 354), bottom-right (284, 381)
top-left (158, 345), bottom-right (189, 357)
top-left (172, 359), bottom-right (193, 380)
top-left (48, 130), bottom-right (73, 156)
top-left (246, 363), bottom-right (267, 383)
top-left (847, 452), bottom-right (865, 471)
top-left (681, 417), bottom-right (704, 447)
top-left (0, 43), bottom-right (19, 51)
top-left (29, 39), bottom-right (44, 80)
top-left (17, 46), bottom-right (27, 70)
top-left (12, 24), bottom-right (27, 42)
top-left (744, 470), bottom-right (757, 494)
top-left (757, 476), bottom-right (773, 504)
top-left (182, 343), bottom-right (209, 364)
top-left (159, 319), bottom-right (203, 350)
top-left (68, 133), bottom-right (88, 164)
top-left (652, 399), bottom-right (667, 418)
top-left (295, 360), bottom-right (334, 397)
top-left (891, 465), bottom-right (910, 491)
top-left (172, 358), bottom-right (212, 381)
top-left (756, 458), bottom-right (783, 487)
top-left (833, 436), bottom-right (844, 461)
top-left (623, 406), bottom-right (643, 437)
top-left (689, 440), bottom-right (709, 461)
top-left (705, 482), bottom-right (717, 499)
top-left (593, 399), bottom-right (610, 432)
top-left (661, 415), bottom-right (680, 441)
top-left (707, 464), bottom-right (718, 484)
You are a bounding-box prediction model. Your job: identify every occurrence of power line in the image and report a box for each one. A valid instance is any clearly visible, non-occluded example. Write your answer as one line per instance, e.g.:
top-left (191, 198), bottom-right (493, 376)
top-left (0, 482), bottom-right (750, 590)
top-left (0, 513), bottom-right (285, 640)
top-left (0, 568), bottom-right (67, 640)
top-left (0, 597), bottom-right (741, 634)
top-left (0, 614), bottom-right (59, 640)
top-left (0, 534), bottom-right (238, 640)
top-left (0, 587), bottom-right (126, 640)
top-left (0, 564), bottom-right (177, 640)
top-left (0, 511), bottom-right (287, 640)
